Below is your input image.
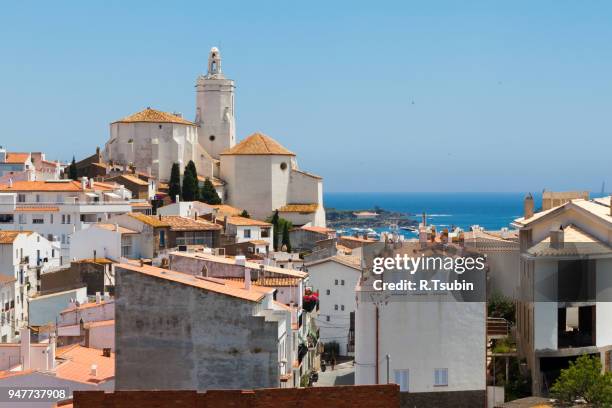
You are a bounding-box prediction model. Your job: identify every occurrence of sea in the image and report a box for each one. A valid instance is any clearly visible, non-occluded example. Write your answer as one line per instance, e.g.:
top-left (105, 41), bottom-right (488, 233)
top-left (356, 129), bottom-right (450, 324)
top-left (324, 192), bottom-right (607, 234)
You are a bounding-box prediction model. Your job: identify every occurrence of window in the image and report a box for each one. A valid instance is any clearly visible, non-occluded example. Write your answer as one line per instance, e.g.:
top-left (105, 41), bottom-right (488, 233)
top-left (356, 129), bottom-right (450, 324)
top-left (334, 304), bottom-right (338, 310)
top-left (121, 236), bottom-right (132, 258)
top-left (326, 289), bottom-right (330, 295)
top-left (341, 279), bottom-right (345, 285)
top-left (50, 214), bottom-right (53, 224)
top-left (35, 194), bottom-right (41, 203)
top-left (261, 228), bottom-right (270, 238)
top-left (61, 214), bottom-right (66, 224)
top-left (341, 305), bottom-right (345, 311)
top-left (326, 316), bottom-right (330, 322)
top-left (394, 369), bottom-right (409, 392)
top-left (280, 162), bottom-right (287, 170)
top-left (434, 368), bottom-right (448, 386)
top-left (17, 194), bottom-right (26, 203)
top-left (243, 229), bottom-right (251, 239)
top-left (18, 214), bottom-right (26, 224)
top-left (209, 135), bottom-right (215, 141)
top-left (0, 214), bottom-right (13, 224)
top-left (159, 230), bottom-right (166, 247)
top-left (32, 215), bottom-right (44, 224)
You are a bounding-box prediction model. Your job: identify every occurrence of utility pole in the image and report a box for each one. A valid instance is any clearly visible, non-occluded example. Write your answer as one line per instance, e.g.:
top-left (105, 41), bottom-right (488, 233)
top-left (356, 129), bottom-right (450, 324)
top-left (386, 354), bottom-right (390, 384)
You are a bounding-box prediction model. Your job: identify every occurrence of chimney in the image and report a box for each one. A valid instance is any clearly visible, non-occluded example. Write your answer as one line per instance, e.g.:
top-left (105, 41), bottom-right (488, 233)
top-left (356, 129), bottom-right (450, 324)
top-left (20, 327), bottom-right (31, 369)
top-left (90, 364), bottom-right (98, 378)
top-left (115, 223), bottom-right (119, 232)
top-left (81, 177), bottom-right (87, 191)
top-left (244, 268), bottom-right (251, 290)
top-left (524, 193), bottom-right (534, 219)
top-left (176, 195), bottom-right (180, 203)
top-left (8, 178), bottom-right (12, 188)
top-left (47, 334), bottom-right (56, 371)
top-left (158, 213), bottom-right (162, 221)
top-left (550, 225), bottom-right (564, 249)
top-left (95, 292), bottom-right (101, 304)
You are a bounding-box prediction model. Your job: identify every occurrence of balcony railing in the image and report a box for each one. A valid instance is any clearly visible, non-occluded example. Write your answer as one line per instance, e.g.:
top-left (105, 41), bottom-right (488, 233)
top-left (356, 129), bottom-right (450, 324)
top-left (487, 317), bottom-right (510, 338)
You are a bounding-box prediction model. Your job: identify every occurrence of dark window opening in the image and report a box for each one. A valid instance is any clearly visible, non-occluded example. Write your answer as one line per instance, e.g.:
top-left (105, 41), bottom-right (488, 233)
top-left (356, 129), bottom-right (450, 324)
top-left (558, 305), bottom-right (596, 348)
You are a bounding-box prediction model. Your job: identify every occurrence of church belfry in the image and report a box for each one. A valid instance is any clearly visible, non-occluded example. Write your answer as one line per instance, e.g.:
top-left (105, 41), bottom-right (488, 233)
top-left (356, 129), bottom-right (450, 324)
top-left (195, 47), bottom-right (236, 159)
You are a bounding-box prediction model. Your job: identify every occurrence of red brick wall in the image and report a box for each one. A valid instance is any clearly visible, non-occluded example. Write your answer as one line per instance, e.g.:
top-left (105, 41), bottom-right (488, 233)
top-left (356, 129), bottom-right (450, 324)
top-left (73, 385), bottom-right (399, 408)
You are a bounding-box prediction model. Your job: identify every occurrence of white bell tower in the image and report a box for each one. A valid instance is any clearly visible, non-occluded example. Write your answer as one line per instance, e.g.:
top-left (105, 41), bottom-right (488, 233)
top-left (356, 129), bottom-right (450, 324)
top-left (195, 47), bottom-right (236, 159)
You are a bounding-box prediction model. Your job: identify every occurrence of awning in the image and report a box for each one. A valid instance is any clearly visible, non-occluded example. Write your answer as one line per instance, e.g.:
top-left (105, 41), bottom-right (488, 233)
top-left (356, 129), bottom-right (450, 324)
top-left (104, 192), bottom-right (121, 199)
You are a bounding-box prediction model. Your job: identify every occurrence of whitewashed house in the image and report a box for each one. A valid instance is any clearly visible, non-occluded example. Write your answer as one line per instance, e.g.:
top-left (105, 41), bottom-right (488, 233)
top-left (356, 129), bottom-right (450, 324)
top-left (306, 255), bottom-right (361, 356)
top-left (355, 241), bottom-right (486, 404)
top-left (0, 179), bottom-right (132, 264)
top-left (513, 195), bottom-right (612, 395)
top-left (0, 231), bottom-right (61, 339)
top-left (70, 223), bottom-right (138, 260)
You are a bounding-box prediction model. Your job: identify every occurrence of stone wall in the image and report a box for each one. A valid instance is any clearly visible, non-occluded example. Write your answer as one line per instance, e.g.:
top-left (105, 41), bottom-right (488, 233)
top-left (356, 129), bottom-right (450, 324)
top-left (115, 265), bottom-right (279, 391)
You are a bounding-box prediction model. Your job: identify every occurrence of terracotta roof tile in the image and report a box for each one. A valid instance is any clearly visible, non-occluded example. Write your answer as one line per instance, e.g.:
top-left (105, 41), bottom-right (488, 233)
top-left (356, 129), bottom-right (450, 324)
top-left (0, 180), bottom-right (116, 192)
top-left (278, 203), bottom-right (319, 213)
top-left (162, 215), bottom-right (221, 231)
top-left (300, 226), bottom-right (334, 234)
top-left (112, 108), bottom-right (195, 126)
top-left (210, 204), bottom-right (243, 216)
top-left (95, 223), bottom-right (137, 234)
top-left (4, 153), bottom-right (30, 164)
top-left (226, 216), bottom-right (271, 227)
top-left (55, 346), bottom-right (114, 385)
top-left (127, 212), bottom-right (170, 227)
top-left (15, 206), bottom-right (60, 212)
top-left (220, 132), bottom-right (295, 156)
top-left (117, 262), bottom-right (265, 302)
top-left (0, 231), bottom-right (31, 244)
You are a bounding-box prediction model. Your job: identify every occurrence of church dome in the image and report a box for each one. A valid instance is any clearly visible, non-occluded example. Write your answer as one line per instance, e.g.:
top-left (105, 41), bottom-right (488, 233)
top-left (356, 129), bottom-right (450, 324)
top-left (220, 132), bottom-right (295, 156)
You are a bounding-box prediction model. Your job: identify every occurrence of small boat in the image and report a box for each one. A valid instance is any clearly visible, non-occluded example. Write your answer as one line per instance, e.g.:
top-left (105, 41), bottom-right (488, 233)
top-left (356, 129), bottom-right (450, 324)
top-left (400, 226), bottom-right (417, 232)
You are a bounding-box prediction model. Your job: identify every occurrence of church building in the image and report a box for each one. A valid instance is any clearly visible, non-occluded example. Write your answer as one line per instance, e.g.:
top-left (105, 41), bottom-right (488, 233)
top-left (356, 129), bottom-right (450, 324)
top-left (103, 47), bottom-right (325, 227)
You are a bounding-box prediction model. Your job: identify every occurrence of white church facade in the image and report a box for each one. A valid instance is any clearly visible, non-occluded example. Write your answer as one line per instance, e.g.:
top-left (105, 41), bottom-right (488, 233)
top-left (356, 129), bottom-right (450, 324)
top-left (103, 47), bottom-right (325, 227)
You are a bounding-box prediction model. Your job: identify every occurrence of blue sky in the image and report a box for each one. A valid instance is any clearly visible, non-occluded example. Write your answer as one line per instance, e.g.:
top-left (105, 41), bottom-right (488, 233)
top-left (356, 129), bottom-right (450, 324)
top-left (1, 1), bottom-right (611, 192)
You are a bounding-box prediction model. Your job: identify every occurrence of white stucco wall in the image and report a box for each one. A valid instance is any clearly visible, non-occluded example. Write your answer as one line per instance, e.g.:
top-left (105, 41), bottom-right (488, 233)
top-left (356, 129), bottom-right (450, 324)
top-left (307, 260), bottom-right (359, 356)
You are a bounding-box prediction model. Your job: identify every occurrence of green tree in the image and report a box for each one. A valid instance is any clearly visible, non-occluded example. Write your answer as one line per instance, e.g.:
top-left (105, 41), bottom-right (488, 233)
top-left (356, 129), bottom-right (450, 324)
top-left (168, 163), bottom-right (181, 202)
top-left (239, 209), bottom-right (250, 218)
top-left (281, 221), bottom-right (292, 252)
top-left (200, 177), bottom-right (222, 205)
top-left (550, 354), bottom-right (612, 405)
top-left (488, 291), bottom-right (516, 324)
top-left (68, 156), bottom-right (78, 180)
top-left (181, 160), bottom-right (199, 201)
top-left (268, 210), bottom-right (280, 250)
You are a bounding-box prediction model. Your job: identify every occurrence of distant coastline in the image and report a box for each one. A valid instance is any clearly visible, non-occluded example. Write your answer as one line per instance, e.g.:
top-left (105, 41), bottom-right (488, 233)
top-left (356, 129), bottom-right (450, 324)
top-left (324, 191), bottom-right (607, 232)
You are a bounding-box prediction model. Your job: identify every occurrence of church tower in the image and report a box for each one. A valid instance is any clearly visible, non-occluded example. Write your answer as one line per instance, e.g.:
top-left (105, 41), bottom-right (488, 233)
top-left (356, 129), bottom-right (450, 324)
top-left (195, 47), bottom-right (236, 159)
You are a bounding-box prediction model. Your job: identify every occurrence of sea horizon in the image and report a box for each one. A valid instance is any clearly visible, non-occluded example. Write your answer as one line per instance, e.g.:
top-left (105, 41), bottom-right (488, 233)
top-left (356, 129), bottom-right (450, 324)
top-left (323, 191), bottom-right (608, 231)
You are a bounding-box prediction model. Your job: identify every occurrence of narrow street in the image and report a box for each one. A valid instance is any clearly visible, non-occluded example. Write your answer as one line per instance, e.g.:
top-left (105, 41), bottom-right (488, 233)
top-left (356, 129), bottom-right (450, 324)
top-left (313, 361), bottom-right (355, 387)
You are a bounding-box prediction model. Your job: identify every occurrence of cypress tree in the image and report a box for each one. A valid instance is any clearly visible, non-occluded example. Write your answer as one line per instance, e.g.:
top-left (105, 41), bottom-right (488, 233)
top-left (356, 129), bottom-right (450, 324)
top-left (281, 221), bottom-right (292, 252)
top-left (240, 209), bottom-right (250, 218)
top-left (270, 210), bottom-right (280, 251)
top-left (182, 161), bottom-right (199, 201)
top-left (200, 178), bottom-right (222, 205)
top-left (168, 163), bottom-right (181, 202)
top-left (68, 156), bottom-right (78, 180)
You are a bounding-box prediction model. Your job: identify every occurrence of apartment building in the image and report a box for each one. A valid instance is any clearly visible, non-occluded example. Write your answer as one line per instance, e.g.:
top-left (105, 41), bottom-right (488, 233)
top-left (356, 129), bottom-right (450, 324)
top-left (306, 255), bottom-right (361, 356)
top-left (0, 179), bottom-right (132, 263)
top-left (0, 231), bottom-right (61, 340)
top-left (513, 195), bottom-right (612, 395)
